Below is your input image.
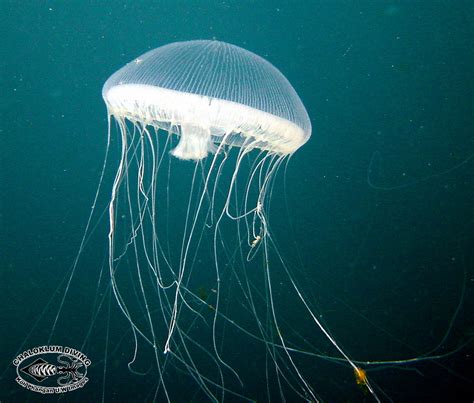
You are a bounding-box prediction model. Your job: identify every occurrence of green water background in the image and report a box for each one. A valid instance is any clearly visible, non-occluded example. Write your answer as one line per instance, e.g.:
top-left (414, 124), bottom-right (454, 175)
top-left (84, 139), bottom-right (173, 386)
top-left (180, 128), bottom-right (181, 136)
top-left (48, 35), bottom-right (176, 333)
top-left (1, 1), bottom-right (473, 402)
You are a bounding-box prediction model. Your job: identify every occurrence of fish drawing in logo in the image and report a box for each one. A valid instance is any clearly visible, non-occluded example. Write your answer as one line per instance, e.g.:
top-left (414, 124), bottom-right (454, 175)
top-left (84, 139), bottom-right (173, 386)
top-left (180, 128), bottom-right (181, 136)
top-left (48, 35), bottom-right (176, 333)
top-left (20, 355), bottom-right (85, 385)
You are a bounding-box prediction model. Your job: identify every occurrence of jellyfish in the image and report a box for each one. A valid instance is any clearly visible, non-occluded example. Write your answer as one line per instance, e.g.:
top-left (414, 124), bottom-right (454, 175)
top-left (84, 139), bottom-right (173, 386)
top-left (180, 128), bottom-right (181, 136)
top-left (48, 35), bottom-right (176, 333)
top-left (99, 40), bottom-right (376, 402)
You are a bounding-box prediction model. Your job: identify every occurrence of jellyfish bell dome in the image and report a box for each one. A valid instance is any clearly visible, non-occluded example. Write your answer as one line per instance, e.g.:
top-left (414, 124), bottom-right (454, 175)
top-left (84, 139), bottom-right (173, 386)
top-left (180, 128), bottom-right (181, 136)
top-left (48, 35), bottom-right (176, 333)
top-left (103, 40), bottom-right (311, 160)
